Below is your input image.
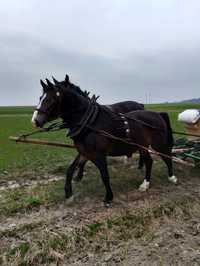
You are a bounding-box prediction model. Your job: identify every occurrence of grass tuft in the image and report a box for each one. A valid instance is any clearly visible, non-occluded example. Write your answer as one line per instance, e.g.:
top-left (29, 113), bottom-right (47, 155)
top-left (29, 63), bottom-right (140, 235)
top-left (24, 196), bottom-right (41, 209)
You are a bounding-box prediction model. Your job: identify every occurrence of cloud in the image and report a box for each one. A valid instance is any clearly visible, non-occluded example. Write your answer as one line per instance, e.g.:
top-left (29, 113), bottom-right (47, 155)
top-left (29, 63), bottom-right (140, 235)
top-left (0, 0), bottom-right (200, 105)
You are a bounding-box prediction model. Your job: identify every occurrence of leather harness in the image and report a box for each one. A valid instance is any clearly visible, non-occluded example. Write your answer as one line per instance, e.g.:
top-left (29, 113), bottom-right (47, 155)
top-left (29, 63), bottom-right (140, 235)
top-left (119, 113), bottom-right (131, 139)
top-left (67, 97), bottom-right (132, 140)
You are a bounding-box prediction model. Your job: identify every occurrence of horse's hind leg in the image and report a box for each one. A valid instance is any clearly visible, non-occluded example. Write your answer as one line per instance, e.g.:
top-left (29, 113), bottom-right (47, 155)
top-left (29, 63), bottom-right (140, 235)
top-left (160, 154), bottom-right (178, 184)
top-left (138, 150), bottom-right (153, 191)
top-left (92, 155), bottom-right (113, 206)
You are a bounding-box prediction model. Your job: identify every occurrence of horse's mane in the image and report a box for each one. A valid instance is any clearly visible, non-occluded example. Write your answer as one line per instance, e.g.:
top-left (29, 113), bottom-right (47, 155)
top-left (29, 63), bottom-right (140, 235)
top-left (69, 83), bottom-right (89, 98)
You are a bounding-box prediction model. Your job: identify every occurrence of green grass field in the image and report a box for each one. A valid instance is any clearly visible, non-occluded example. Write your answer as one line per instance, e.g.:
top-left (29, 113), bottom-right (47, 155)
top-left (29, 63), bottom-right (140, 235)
top-left (146, 103), bottom-right (200, 112)
top-left (0, 106), bottom-right (34, 115)
top-left (1, 104), bottom-right (200, 266)
top-left (0, 103), bottom-right (199, 173)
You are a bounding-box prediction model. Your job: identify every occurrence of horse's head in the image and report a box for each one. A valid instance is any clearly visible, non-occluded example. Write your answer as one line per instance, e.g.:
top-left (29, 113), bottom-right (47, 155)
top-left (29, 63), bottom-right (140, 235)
top-left (32, 74), bottom-right (90, 128)
top-left (31, 79), bottom-right (63, 128)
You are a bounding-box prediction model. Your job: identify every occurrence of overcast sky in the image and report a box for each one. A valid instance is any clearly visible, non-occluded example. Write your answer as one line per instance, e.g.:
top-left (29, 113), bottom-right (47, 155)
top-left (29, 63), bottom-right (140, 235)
top-left (0, 0), bottom-right (200, 106)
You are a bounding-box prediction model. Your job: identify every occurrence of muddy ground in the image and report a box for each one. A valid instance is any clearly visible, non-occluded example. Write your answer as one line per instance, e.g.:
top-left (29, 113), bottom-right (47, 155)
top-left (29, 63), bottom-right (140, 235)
top-left (0, 160), bottom-right (200, 266)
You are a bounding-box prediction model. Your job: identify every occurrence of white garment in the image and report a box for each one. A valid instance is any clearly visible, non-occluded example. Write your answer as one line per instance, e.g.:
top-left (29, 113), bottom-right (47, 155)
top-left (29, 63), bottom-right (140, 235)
top-left (178, 109), bottom-right (200, 124)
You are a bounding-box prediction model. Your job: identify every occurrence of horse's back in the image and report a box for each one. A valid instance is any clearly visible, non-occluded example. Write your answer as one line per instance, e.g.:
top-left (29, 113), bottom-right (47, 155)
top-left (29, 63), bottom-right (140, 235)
top-left (126, 110), bottom-right (166, 129)
top-left (126, 110), bottom-right (173, 150)
top-left (108, 101), bottom-right (144, 114)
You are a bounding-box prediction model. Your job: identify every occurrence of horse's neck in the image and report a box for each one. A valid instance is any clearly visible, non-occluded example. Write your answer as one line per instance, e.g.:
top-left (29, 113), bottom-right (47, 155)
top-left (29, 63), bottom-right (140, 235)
top-left (61, 93), bottom-right (89, 127)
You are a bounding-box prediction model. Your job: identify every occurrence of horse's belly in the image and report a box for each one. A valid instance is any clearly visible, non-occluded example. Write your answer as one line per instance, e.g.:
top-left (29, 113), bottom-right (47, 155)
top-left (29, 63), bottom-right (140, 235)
top-left (107, 142), bottom-right (137, 157)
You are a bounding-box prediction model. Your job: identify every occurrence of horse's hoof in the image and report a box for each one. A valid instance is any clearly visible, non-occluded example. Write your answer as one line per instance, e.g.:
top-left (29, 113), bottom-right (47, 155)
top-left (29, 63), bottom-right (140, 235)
top-left (139, 180), bottom-right (150, 192)
top-left (103, 198), bottom-right (113, 208)
top-left (65, 190), bottom-right (72, 199)
top-left (66, 195), bottom-right (74, 203)
top-left (168, 175), bottom-right (178, 184)
top-left (104, 201), bottom-right (112, 208)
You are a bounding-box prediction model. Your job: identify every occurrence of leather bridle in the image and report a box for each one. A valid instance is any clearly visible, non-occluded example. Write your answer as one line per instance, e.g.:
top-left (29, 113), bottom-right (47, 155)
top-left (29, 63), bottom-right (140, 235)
top-left (35, 93), bottom-right (63, 117)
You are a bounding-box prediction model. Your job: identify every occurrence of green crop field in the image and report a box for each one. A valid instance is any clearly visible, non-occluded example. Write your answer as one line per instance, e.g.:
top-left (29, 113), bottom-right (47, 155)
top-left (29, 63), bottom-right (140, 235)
top-left (0, 114), bottom-right (76, 173)
top-left (1, 103), bottom-right (200, 173)
top-left (1, 103), bottom-right (200, 266)
top-left (0, 106), bottom-right (34, 115)
top-left (146, 103), bottom-right (200, 112)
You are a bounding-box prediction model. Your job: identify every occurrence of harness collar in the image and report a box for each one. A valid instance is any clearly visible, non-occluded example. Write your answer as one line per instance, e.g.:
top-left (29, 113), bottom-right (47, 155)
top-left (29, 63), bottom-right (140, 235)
top-left (67, 95), bottom-right (99, 138)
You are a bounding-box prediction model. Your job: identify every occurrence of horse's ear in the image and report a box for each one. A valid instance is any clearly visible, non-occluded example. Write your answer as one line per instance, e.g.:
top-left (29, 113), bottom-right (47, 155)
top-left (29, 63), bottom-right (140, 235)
top-left (65, 74), bottom-right (69, 83)
top-left (46, 79), bottom-right (54, 89)
top-left (40, 80), bottom-right (48, 92)
top-left (52, 76), bottom-right (59, 85)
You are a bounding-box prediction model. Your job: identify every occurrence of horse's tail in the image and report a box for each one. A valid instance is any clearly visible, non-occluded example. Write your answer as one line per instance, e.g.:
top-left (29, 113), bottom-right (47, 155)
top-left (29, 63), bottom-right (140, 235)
top-left (159, 112), bottom-right (174, 148)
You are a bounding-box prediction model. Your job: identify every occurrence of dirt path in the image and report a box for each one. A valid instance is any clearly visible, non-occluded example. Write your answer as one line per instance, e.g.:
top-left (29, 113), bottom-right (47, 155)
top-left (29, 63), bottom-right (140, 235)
top-left (0, 166), bottom-right (200, 265)
top-left (0, 175), bottom-right (64, 191)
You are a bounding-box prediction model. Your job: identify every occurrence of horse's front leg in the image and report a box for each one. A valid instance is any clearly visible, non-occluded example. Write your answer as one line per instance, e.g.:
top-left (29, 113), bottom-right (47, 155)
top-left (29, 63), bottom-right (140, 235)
top-left (138, 150), bottom-right (144, 169)
top-left (92, 155), bottom-right (113, 207)
top-left (65, 154), bottom-right (80, 198)
top-left (73, 156), bottom-right (88, 183)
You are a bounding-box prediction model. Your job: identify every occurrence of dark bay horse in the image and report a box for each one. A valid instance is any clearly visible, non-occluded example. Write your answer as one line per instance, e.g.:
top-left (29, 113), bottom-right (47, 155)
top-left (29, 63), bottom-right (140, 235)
top-left (32, 75), bottom-right (177, 206)
top-left (48, 76), bottom-right (145, 182)
top-left (69, 100), bottom-right (145, 183)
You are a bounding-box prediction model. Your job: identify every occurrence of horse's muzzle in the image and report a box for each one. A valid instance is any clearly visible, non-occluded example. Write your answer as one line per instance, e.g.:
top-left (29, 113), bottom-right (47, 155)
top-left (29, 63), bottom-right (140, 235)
top-left (31, 119), bottom-right (40, 128)
top-left (31, 110), bottom-right (46, 128)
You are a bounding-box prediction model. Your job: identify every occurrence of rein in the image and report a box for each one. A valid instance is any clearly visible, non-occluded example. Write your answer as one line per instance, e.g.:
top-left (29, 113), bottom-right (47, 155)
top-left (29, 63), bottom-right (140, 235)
top-left (18, 94), bottom-right (99, 139)
top-left (18, 120), bottom-right (66, 139)
top-left (15, 120), bottom-right (195, 167)
top-left (19, 87), bottom-right (199, 166)
top-left (85, 126), bottom-right (195, 166)
top-left (17, 114), bottom-right (198, 167)
top-left (23, 97), bottom-right (200, 141)
top-left (23, 108), bottom-right (200, 142)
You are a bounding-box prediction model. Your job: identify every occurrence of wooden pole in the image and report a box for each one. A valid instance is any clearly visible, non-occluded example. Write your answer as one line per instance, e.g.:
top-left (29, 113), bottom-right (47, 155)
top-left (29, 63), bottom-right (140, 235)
top-left (148, 149), bottom-right (195, 167)
top-left (9, 136), bottom-right (195, 167)
top-left (9, 136), bottom-right (76, 149)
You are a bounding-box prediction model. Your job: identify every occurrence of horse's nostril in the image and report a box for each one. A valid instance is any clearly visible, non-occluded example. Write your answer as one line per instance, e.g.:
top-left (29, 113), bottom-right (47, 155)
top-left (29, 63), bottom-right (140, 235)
top-left (32, 119), bottom-right (40, 128)
top-left (35, 119), bottom-right (40, 128)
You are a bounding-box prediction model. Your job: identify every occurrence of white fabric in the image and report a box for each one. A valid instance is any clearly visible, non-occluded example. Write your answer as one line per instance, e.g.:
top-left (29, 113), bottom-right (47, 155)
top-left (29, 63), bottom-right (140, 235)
top-left (178, 109), bottom-right (200, 124)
